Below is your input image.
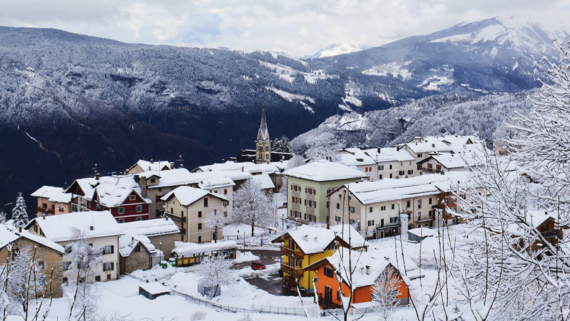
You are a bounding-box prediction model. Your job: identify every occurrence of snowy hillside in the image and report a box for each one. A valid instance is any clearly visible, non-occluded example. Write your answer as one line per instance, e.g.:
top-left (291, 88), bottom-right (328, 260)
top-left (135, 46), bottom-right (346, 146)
top-left (291, 91), bottom-right (534, 155)
top-left (308, 43), bottom-right (364, 58)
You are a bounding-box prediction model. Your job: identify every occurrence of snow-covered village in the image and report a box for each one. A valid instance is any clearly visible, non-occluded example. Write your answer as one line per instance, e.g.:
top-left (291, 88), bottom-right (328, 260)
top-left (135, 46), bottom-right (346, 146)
top-left (1, 2), bottom-right (570, 321)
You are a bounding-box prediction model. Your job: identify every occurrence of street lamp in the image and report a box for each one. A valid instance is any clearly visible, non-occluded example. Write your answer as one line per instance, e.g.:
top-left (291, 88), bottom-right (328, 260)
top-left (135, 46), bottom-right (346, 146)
top-left (159, 242), bottom-right (163, 264)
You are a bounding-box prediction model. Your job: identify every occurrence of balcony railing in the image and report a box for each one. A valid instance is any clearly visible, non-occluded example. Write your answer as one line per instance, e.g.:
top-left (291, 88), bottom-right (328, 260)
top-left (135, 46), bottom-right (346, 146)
top-left (281, 246), bottom-right (304, 259)
top-left (541, 230), bottom-right (559, 238)
top-left (281, 263), bottom-right (304, 277)
top-left (36, 207), bottom-right (54, 215)
top-left (422, 168), bottom-right (443, 174)
top-left (318, 295), bottom-right (343, 310)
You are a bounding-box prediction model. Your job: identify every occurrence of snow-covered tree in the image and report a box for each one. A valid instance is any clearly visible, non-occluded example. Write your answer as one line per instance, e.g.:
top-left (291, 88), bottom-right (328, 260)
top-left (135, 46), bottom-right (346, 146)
top-left (0, 211), bottom-right (6, 224)
top-left (272, 136), bottom-right (292, 153)
top-left (11, 193), bottom-right (28, 228)
top-left (286, 155), bottom-right (305, 170)
top-left (66, 228), bottom-right (103, 319)
top-left (232, 179), bottom-right (274, 236)
top-left (204, 210), bottom-right (226, 243)
top-left (198, 255), bottom-right (233, 298)
top-left (372, 266), bottom-right (403, 321)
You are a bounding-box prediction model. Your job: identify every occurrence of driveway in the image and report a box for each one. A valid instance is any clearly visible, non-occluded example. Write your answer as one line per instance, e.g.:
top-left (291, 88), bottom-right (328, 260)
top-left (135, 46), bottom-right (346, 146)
top-left (233, 250), bottom-right (295, 297)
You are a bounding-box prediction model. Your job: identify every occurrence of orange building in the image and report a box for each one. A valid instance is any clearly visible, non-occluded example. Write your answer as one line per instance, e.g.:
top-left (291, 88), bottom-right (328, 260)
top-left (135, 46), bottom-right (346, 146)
top-left (305, 248), bottom-right (410, 310)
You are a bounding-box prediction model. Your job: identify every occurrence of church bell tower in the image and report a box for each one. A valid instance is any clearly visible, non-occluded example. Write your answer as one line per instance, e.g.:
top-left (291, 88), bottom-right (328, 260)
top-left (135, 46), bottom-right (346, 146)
top-left (256, 108), bottom-right (271, 164)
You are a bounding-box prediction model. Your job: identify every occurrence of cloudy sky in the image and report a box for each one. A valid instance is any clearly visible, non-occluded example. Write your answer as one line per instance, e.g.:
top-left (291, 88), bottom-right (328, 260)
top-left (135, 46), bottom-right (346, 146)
top-left (1, 0), bottom-right (569, 56)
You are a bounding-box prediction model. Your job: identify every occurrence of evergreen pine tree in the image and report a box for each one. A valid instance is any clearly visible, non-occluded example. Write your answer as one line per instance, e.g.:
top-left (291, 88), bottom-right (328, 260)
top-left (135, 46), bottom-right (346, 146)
top-left (12, 192), bottom-right (29, 228)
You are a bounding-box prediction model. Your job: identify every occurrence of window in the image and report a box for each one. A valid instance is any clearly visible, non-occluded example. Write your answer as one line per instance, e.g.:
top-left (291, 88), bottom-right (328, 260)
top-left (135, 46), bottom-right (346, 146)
top-left (158, 188), bottom-right (162, 192)
top-left (224, 212), bottom-right (228, 218)
top-left (63, 277), bottom-right (68, 284)
top-left (224, 189), bottom-right (228, 195)
top-left (204, 198), bottom-right (208, 207)
top-left (336, 203), bottom-right (340, 209)
top-left (198, 211), bottom-right (202, 218)
top-left (436, 164), bottom-right (442, 170)
top-left (51, 204), bottom-right (55, 210)
top-left (379, 174), bottom-right (383, 180)
top-left (33, 225), bottom-right (38, 232)
top-left (406, 200), bottom-right (411, 208)
top-left (378, 165), bottom-right (384, 171)
top-left (198, 236), bottom-right (202, 244)
top-left (134, 245), bottom-right (141, 253)
top-left (42, 203), bottom-right (47, 208)
top-left (117, 218), bottom-right (125, 223)
top-left (427, 163), bottom-right (433, 169)
top-left (408, 170), bottom-right (413, 175)
top-left (103, 246), bottom-right (114, 255)
top-left (150, 178), bottom-right (156, 184)
top-left (95, 276), bottom-right (101, 282)
top-left (417, 153), bottom-right (423, 158)
top-left (390, 217), bottom-right (399, 224)
top-left (391, 204), bottom-right (395, 210)
top-left (63, 262), bottom-right (71, 271)
top-left (400, 162), bottom-right (403, 166)
top-left (38, 261), bottom-right (44, 269)
top-left (129, 195), bottom-right (136, 201)
top-left (335, 216), bottom-right (341, 222)
top-left (135, 205), bottom-right (143, 213)
top-left (198, 223), bottom-right (202, 230)
top-left (429, 198), bottom-right (432, 205)
top-left (367, 220), bottom-right (375, 226)
top-left (103, 262), bottom-right (114, 272)
top-left (381, 206), bottom-right (386, 211)
top-left (349, 207), bottom-right (355, 213)
top-left (369, 207), bottom-right (373, 213)
top-left (389, 174), bottom-right (393, 178)
top-left (118, 207), bottom-right (125, 214)
top-left (324, 267), bottom-right (334, 278)
top-left (399, 171), bottom-right (405, 176)
top-left (418, 200), bottom-right (422, 209)
top-left (389, 165), bottom-right (393, 170)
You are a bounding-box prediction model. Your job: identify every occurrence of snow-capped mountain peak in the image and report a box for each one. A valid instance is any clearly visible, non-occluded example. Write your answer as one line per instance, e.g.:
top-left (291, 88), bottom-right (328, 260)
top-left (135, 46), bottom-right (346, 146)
top-left (311, 43), bottom-right (363, 59)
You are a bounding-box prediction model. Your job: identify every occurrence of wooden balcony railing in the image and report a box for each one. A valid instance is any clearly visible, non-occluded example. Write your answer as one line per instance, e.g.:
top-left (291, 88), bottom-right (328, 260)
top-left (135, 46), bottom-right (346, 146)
top-left (281, 246), bottom-right (304, 259)
top-left (541, 230), bottom-right (559, 238)
top-left (36, 207), bottom-right (54, 215)
top-left (318, 295), bottom-right (343, 310)
top-left (281, 263), bottom-right (304, 277)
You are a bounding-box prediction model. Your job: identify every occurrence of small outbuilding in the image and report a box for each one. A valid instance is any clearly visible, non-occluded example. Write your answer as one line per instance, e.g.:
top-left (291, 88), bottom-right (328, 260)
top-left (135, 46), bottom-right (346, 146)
top-left (139, 282), bottom-right (171, 300)
top-left (408, 228), bottom-right (435, 242)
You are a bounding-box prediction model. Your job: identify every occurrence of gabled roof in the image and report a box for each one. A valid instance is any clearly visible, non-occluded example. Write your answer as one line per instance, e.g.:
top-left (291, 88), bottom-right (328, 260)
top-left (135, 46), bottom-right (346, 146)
top-left (31, 186), bottom-right (73, 203)
top-left (0, 225), bottom-right (65, 254)
top-left (271, 224), bottom-right (366, 254)
top-left (119, 233), bottom-right (156, 257)
top-left (404, 135), bottom-right (481, 154)
top-left (129, 160), bottom-right (172, 172)
top-left (27, 211), bottom-right (123, 242)
top-left (251, 173), bottom-right (275, 190)
top-left (161, 186), bottom-right (227, 206)
top-left (92, 175), bottom-right (151, 207)
top-left (120, 218), bottom-right (180, 237)
top-left (417, 151), bottom-right (486, 169)
top-left (338, 147), bottom-right (415, 166)
top-left (137, 168), bottom-right (252, 189)
top-left (197, 177), bottom-right (236, 190)
top-left (284, 160), bottom-right (366, 182)
top-left (408, 227), bottom-right (436, 238)
top-left (192, 161), bottom-right (284, 175)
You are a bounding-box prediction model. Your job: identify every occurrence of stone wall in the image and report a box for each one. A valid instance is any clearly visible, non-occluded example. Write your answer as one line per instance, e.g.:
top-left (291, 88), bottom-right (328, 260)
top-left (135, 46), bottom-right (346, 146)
top-left (148, 234), bottom-right (176, 260)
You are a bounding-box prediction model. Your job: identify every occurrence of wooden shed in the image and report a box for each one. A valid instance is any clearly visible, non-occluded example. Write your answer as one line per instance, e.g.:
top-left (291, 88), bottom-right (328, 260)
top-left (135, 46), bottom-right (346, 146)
top-left (139, 282), bottom-right (171, 300)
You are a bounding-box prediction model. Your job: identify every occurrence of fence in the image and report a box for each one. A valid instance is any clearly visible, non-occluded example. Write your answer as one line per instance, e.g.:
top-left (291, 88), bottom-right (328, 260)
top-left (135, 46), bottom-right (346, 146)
top-left (172, 290), bottom-right (251, 314)
top-left (250, 304), bottom-right (320, 318)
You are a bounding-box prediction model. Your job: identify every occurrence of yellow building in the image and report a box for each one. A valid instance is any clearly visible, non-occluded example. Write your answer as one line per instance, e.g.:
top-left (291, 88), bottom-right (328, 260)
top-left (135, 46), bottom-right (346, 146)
top-left (271, 224), bottom-right (367, 296)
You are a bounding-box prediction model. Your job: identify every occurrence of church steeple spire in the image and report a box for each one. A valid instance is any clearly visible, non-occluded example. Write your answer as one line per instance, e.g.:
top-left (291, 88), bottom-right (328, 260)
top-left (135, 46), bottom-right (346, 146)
top-left (256, 107), bottom-right (271, 164)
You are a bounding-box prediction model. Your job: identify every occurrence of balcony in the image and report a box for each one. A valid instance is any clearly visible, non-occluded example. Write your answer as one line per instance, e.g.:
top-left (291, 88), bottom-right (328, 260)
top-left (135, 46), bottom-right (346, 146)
top-left (541, 230), bottom-right (559, 238)
top-left (36, 207), bottom-right (54, 215)
top-left (318, 295), bottom-right (343, 310)
top-left (281, 246), bottom-right (304, 259)
top-left (422, 168), bottom-right (443, 174)
top-left (377, 221), bottom-right (400, 230)
top-left (281, 263), bottom-right (304, 277)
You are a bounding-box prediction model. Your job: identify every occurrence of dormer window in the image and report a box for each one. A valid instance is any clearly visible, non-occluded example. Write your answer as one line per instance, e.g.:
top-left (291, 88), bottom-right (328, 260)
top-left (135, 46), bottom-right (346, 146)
top-left (129, 195), bottom-right (136, 201)
top-left (150, 178), bottom-right (156, 184)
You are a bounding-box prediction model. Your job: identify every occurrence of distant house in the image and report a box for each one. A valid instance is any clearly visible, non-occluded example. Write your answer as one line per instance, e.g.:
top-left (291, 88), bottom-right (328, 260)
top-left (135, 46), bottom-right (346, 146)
top-left (25, 211), bottom-right (123, 283)
top-left (31, 186), bottom-right (78, 216)
top-left (271, 224), bottom-right (367, 296)
top-left (251, 173), bottom-right (276, 194)
top-left (139, 282), bottom-right (171, 300)
top-left (66, 175), bottom-right (152, 223)
top-left (284, 161), bottom-right (366, 223)
top-left (408, 227), bottom-right (436, 242)
top-left (505, 211), bottom-right (565, 252)
top-left (0, 225), bottom-right (66, 298)
top-left (337, 147), bottom-right (417, 181)
top-left (120, 218), bottom-right (179, 260)
top-left (401, 135), bottom-right (482, 162)
top-left (127, 159), bottom-right (173, 174)
top-left (305, 248), bottom-right (411, 309)
top-left (192, 161), bottom-right (287, 192)
top-left (162, 186), bottom-right (230, 243)
top-left (135, 168), bottom-right (244, 219)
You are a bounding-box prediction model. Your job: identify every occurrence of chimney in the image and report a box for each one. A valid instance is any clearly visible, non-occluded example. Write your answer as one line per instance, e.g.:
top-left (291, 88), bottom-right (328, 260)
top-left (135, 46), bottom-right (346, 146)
top-left (303, 234), bottom-right (308, 242)
top-left (95, 173), bottom-right (100, 180)
top-left (170, 162), bottom-right (175, 169)
top-left (179, 164), bottom-right (184, 168)
top-left (366, 265), bottom-right (370, 275)
top-left (242, 166), bottom-right (244, 172)
top-left (396, 146), bottom-right (400, 151)
top-left (112, 172), bottom-right (116, 176)
top-left (432, 143), bottom-right (435, 148)
top-left (151, 159), bottom-right (154, 164)
top-left (377, 148), bottom-right (381, 153)
top-left (19, 227), bottom-right (22, 233)
top-left (90, 226), bottom-right (94, 231)
top-left (43, 213), bottom-right (46, 220)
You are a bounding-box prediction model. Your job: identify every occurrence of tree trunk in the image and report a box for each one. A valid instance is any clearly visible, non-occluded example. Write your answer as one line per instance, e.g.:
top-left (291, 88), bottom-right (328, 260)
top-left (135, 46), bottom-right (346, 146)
top-left (214, 227), bottom-right (218, 243)
top-left (251, 217), bottom-right (255, 237)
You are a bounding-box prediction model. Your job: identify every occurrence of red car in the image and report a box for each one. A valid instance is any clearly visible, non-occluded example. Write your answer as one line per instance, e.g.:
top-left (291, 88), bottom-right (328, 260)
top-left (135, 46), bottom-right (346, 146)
top-left (251, 260), bottom-right (266, 270)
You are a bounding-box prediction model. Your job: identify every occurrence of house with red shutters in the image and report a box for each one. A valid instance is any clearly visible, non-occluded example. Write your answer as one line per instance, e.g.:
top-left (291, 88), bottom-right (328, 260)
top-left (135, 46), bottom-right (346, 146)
top-left (66, 174), bottom-right (152, 223)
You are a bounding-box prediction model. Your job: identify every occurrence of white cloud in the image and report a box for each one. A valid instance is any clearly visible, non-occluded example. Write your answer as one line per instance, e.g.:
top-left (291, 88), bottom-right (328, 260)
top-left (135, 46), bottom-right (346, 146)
top-left (0, 0), bottom-right (568, 56)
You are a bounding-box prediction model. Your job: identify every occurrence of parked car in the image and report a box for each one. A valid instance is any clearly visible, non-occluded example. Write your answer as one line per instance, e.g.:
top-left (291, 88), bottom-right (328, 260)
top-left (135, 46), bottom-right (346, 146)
top-left (251, 260), bottom-right (266, 270)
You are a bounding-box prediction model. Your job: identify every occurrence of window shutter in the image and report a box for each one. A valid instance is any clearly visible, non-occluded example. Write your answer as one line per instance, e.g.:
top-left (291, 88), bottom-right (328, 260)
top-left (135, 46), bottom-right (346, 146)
top-left (314, 201), bottom-right (317, 207)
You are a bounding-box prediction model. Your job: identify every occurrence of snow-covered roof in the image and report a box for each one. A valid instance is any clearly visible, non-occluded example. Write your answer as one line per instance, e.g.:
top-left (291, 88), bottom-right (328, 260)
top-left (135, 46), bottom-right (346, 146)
top-left (138, 168), bottom-right (252, 189)
top-left (284, 160), bottom-right (366, 182)
top-left (505, 210), bottom-right (559, 235)
top-left (339, 172), bottom-right (467, 205)
top-left (172, 240), bottom-right (237, 257)
top-left (272, 224), bottom-right (366, 254)
top-left (161, 186), bottom-right (227, 206)
top-left (0, 225), bottom-right (65, 254)
top-left (193, 161), bottom-right (284, 175)
top-left (119, 233), bottom-right (156, 257)
top-left (310, 248), bottom-right (415, 288)
top-left (139, 282), bottom-right (171, 295)
top-left (30, 211), bottom-right (123, 242)
top-left (338, 147), bottom-right (415, 166)
top-left (130, 160), bottom-right (172, 172)
top-left (251, 173), bottom-right (275, 190)
top-left (408, 228), bottom-right (436, 238)
top-left (93, 175), bottom-right (151, 207)
top-left (420, 151), bottom-right (486, 169)
top-left (31, 186), bottom-right (73, 203)
top-left (120, 218), bottom-right (180, 237)
top-left (197, 177), bottom-right (235, 190)
top-left (405, 135), bottom-right (482, 154)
